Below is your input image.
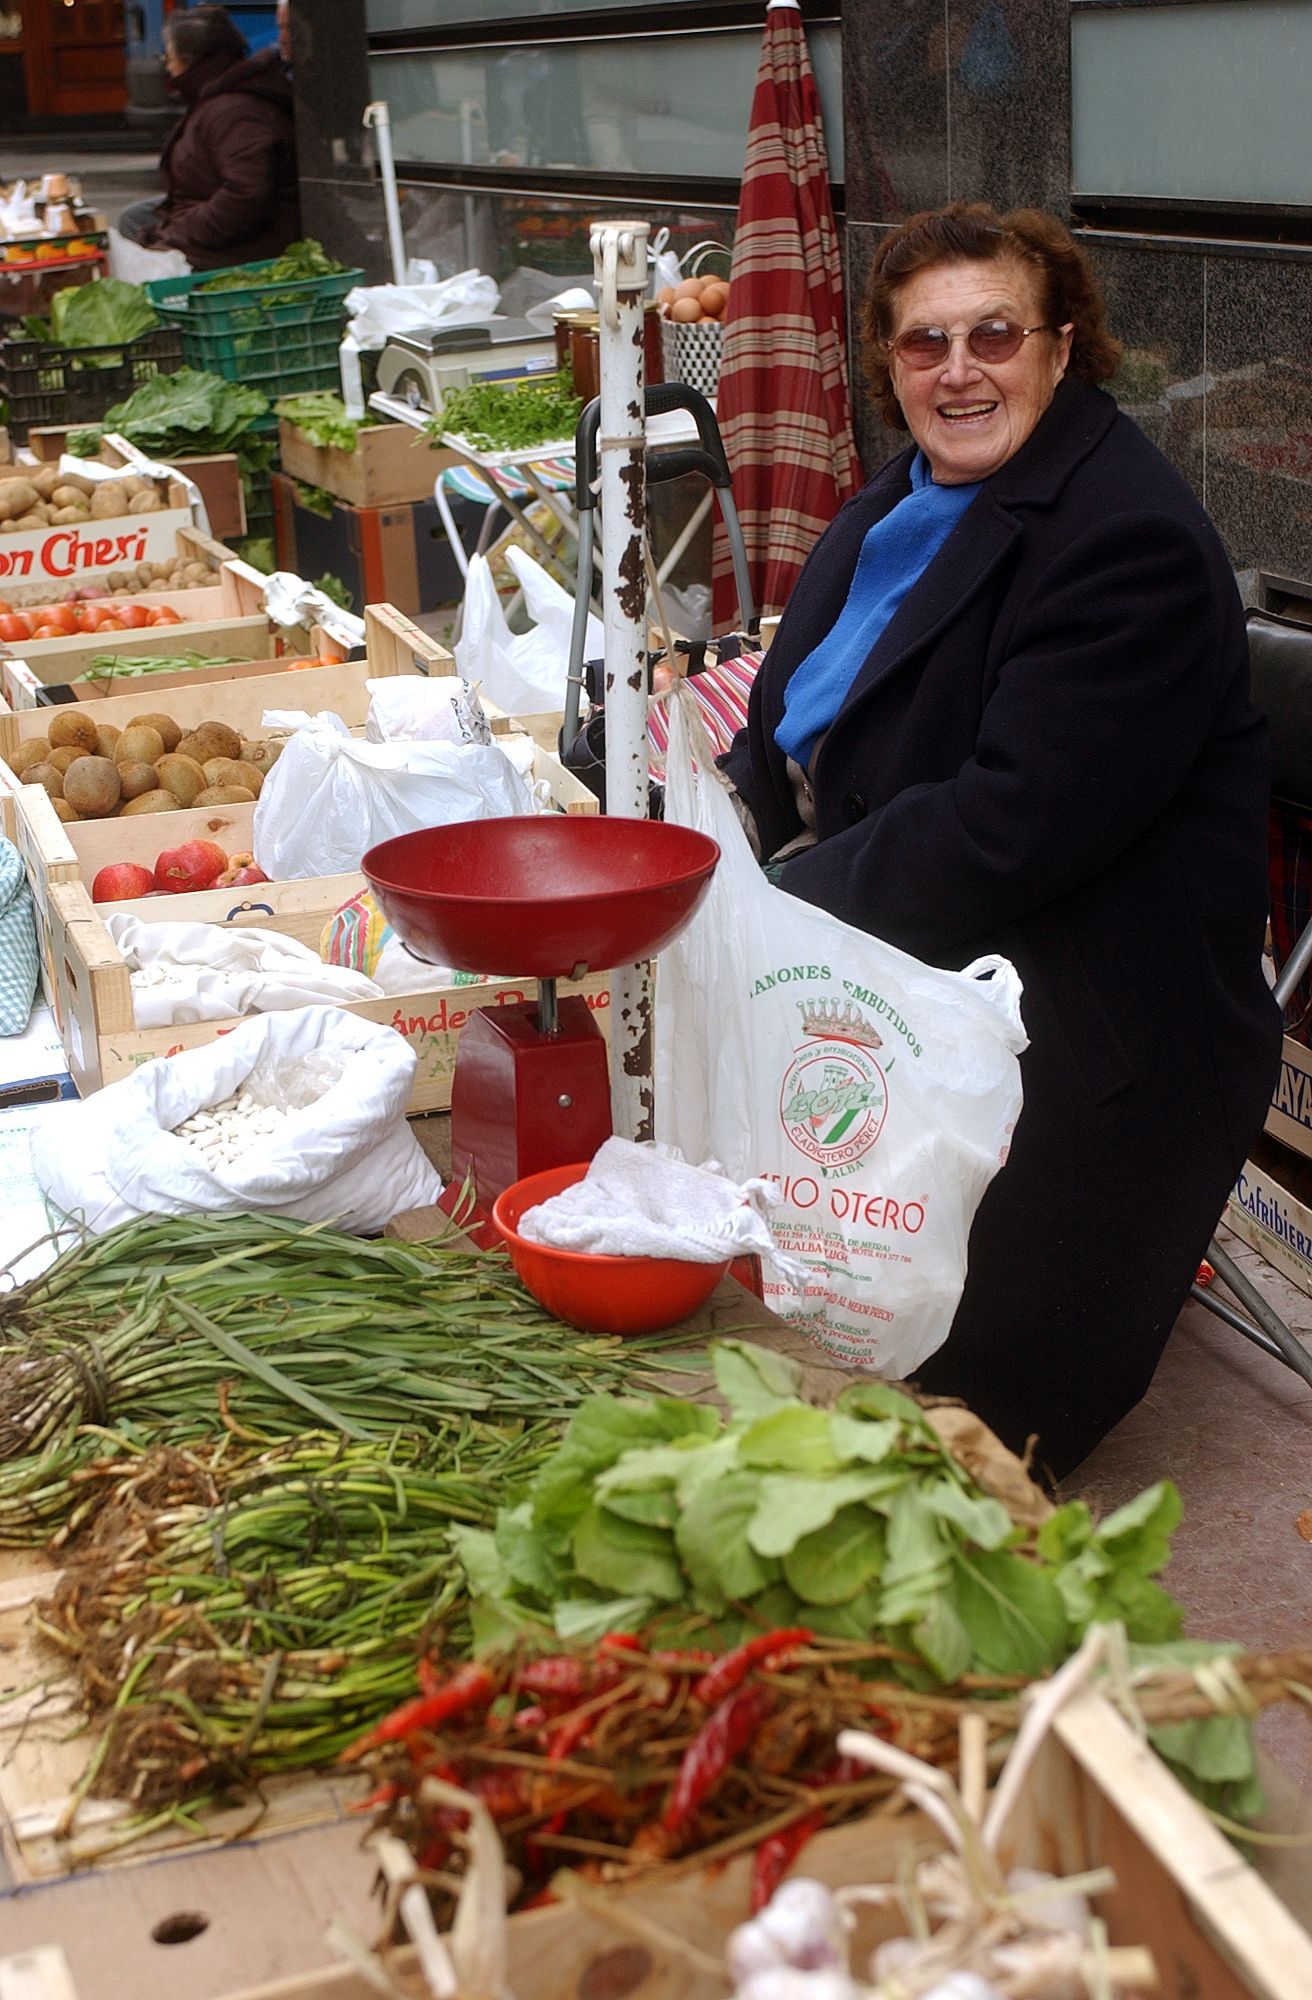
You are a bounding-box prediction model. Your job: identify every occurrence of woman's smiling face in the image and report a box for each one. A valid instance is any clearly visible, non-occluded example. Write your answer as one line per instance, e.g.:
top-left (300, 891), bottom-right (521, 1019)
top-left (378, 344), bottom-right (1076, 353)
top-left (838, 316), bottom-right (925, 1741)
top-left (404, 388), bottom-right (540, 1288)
top-left (888, 257), bottom-right (1073, 486)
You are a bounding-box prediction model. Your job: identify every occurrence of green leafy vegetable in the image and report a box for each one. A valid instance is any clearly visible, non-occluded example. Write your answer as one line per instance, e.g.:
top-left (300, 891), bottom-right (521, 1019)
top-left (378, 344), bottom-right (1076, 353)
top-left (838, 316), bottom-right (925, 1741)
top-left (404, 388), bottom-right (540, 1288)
top-left (432, 369), bottom-right (582, 454)
top-left (453, 1343), bottom-right (1186, 1681)
top-left (295, 481), bottom-right (336, 519)
top-left (276, 391), bottom-right (373, 452)
top-left (49, 280), bottom-right (158, 351)
top-left (196, 239), bottom-right (347, 292)
top-left (68, 369), bottom-right (269, 463)
top-left (313, 572), bottom-right (354, 612)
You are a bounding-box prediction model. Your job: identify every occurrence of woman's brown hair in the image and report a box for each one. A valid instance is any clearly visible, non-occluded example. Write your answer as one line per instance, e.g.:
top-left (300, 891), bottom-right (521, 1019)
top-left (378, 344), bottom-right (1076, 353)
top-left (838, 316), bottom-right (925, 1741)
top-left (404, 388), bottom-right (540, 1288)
top-left (860, 203), bottom-right (1123, 431)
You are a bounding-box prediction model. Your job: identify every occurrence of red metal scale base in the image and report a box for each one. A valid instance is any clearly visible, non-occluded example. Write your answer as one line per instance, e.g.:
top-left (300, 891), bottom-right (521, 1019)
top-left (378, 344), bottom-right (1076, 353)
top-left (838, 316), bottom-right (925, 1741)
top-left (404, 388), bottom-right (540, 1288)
top-left (449, 990), bottom-right (612, 1202)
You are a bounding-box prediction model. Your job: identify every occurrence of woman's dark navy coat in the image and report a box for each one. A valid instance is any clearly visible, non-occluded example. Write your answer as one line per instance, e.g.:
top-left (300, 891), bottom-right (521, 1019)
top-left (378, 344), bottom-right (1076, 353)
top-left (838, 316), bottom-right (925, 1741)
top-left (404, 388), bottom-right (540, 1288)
top-left (723, 375), bottom-right (1281, 1478)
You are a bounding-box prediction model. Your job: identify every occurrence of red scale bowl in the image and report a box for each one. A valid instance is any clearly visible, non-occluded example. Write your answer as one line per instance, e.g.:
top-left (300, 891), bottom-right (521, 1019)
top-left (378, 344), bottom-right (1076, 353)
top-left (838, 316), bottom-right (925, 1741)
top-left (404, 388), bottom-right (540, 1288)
top-left (362, 815), bottom-right (720, 978)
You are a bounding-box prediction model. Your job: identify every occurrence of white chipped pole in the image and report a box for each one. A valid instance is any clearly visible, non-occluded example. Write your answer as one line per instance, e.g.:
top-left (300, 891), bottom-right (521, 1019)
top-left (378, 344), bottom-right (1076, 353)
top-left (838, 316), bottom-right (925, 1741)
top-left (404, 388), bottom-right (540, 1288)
top-left (591, 218), bottom-right (653, 1142)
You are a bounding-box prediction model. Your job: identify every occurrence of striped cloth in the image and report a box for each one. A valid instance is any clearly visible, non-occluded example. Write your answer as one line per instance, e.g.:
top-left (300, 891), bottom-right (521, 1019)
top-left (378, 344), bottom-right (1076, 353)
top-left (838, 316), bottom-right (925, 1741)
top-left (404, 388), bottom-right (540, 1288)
top-left (712, 3), bottom-right (863, 623)
top-left (647, 651), bottom-right (760, 781)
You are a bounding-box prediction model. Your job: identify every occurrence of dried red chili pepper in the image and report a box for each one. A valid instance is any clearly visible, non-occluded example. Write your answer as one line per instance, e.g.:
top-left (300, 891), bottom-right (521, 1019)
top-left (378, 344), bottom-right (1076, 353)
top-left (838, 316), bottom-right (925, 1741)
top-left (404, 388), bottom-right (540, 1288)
top-left (662, 1682), bottom-right (774, 1834)
top-left (545, 1709), bottom-right (594, 1762)
top-left (513, 1703), bottom-right (548, 1733)
top-left (417, 1658), bottom-right (443, 1696)
top-left (467, 1768), bottom-right (530, 1821)
top-left (750, 1808), bottom-right (826, 1912)
top-left (598, 1632), bottom-right (642, 1653)
top-left (349, 1779), bottom-right (404, 1815)
top-left (340, 1663), bottom-right (496, 1761)
top-left (693, 1629), bottom-right (812, 1708)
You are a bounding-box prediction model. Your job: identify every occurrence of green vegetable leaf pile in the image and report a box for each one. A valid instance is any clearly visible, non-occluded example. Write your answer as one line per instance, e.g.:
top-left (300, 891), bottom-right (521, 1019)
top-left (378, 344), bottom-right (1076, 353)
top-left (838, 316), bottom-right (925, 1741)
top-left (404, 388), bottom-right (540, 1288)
top-left (313, 571), bottom-right (354, 612)
top-left (68, 369), bottom-right (269, 463)
top-left (51, 280), bottom-right (158, 351)
top-left (276, 391), bottom-right (373, 453)
top-left (295, 481), bottom-right (336, 519)
top-left (453, 1342), bottom-right (1185, 1682)
top-left (196, 239), bottom-right (347, 293)
top-left (433, 369), bottom-right (582, 454)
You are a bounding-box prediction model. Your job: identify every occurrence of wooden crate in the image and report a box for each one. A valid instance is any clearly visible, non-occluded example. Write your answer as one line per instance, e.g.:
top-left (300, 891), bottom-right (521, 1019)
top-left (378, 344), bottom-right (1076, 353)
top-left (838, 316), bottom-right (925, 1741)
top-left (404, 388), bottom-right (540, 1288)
top-left (210, 1696), bottom-right (1312, 2000)
top-left (39, 746), bottom-right (601, 1112)
top-left (25, 432), bottom-right (247, 541)
top-left (0, 536), bottom-right (317, 708)
top-left (278, 417), bottom-right (459, 509)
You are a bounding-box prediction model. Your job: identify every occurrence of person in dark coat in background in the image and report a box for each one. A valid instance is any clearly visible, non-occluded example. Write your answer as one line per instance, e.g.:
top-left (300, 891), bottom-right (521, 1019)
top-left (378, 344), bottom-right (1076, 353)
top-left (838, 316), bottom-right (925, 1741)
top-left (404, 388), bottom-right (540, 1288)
top-left (118, 5), bottom-right (300, 271)
top-left (722, 202), bottom-right (1281, 1481)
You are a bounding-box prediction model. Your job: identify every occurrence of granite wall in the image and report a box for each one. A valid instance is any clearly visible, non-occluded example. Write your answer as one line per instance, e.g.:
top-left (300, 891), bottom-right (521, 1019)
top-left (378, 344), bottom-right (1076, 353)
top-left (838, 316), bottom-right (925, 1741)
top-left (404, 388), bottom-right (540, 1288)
top-left (840, 0), bottom-right (1312, 588)
top-left (289, 0), bottom-right (391, 284)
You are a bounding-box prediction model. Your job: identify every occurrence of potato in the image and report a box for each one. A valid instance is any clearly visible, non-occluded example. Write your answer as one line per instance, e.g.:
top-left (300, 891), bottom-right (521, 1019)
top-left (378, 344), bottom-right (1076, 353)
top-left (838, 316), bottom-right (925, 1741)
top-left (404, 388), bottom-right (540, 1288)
top-left (13, 512), bottom-right (46, 530)
top-left (0, 478), bottom-right (39, 523)
top-left (62, 756), bottom-right (122, 818)
top-left (89, 481), bottom-right (133, 519)
top-left (132, 491), bottom-right (164, 513)
top-left (155, 753), bottom-right (207, 806)
top-left (50, 486), bottom-right (92, 512)
top-left (31, 466), bottom-right (62, 501)
top-left (116, 724), bottom-right (165, 765)
top-left (48, 709), bottom-right (100, 754)
top-left (205, 757), bottom-right (263, 797)
top-left (52, 470), bottom-right (93, 496)
top-left (7, 738), bottom-right (51, 777)
top-left (23, 762), bottom-right (63, 798)
top-left (50, 798), bottom-right (80, 823)
top-left (119, 789), bottom-right (180, 816)
top-left (50, 508), bottom-right (90, 526)
top-left (129, 711), bottom-right (181, 753)
top-left (194, 784), bottom-right (255, 806)
top-left (47, 747), bottom-right (83, 775)
top-left (186, 720), bottom-right (241, 762)
top-left (117, 760), bottom-right (160, 801)
top-left (95, 722), bottom-right (121, 760)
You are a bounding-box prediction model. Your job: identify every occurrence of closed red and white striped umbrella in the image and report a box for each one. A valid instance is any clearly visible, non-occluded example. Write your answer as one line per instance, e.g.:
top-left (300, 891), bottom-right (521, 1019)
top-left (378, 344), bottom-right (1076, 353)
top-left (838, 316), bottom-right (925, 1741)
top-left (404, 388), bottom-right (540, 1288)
top-left (713, 0), bottom-right (863, 623)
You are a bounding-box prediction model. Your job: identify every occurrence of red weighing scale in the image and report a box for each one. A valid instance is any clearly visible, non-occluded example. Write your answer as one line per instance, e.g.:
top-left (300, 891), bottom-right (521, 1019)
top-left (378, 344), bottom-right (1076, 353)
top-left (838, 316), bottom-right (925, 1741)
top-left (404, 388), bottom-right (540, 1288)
top-left (363, 816), bottom-right (719, 1202)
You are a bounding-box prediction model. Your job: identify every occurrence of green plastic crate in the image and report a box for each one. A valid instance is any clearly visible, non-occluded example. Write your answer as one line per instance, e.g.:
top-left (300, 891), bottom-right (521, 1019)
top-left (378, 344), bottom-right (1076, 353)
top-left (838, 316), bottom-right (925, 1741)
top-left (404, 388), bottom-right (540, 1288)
top-left (145, 260), bottom-right (362, 400)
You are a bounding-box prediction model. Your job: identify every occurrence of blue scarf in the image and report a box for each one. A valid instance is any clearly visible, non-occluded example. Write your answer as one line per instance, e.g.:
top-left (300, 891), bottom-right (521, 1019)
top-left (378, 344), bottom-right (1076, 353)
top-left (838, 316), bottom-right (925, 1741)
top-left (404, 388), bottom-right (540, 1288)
top-left (775, 453), bottom-right (980, 770)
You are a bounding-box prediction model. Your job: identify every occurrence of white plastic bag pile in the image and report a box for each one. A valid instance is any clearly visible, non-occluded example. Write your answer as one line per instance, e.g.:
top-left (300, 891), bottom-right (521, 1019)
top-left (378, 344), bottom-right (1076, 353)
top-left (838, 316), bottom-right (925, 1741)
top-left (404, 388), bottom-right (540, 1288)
top-left (654, 690), bottom-right (1027, 1380)
top-left (32, 1005), bottom-right (441, 1235)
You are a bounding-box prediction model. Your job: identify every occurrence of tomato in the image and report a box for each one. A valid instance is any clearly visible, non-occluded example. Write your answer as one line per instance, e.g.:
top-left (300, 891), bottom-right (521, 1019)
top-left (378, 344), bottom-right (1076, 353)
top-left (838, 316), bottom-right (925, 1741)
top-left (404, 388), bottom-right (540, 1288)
top-left (0, 614), bottom-right (33, 643)
top-left (31, 625), bottom-right (63, 643)
top-left (0, 600), bottom-right (11, 615)
top-left (42, 605), bottom-right (79, 635)
top-left (96, 617), bottom-right (124, 633)
top-left (146, 605), bottom-right (183, 627)
top-left (115, 603), bottom-right (150, 630)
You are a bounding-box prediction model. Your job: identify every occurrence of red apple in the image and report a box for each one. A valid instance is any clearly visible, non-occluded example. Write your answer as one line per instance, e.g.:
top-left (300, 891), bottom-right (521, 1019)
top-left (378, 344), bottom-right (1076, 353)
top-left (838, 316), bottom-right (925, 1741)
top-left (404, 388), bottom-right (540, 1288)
top-left (91, 862), bottom-right (155, 904)
top-left (229, 862), bottom-right (270, 887)
top-left (153, 839), bottom-right (229, 895)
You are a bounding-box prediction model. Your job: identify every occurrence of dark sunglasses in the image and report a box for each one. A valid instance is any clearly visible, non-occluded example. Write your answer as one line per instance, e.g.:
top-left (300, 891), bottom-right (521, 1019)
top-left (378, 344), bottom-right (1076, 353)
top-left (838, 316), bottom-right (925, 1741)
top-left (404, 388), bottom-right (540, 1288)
top-left (886, 318), bottom-right (1067, 369)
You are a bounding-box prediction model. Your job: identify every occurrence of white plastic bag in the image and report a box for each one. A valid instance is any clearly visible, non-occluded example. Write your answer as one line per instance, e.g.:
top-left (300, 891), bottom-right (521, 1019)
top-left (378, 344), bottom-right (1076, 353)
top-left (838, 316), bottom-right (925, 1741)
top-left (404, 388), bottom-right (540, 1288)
top-left (31, 1005), bottom-right (442, 1236)
top-left (454, 547), bottom-right (602, 717)
top-left (654, 690), bottom-right (1027, 1378)
top-left (252, 713), bottom-right (534, 879)
top-left (107, 226), bottom-right (191, 283)
top-left (343, 272), bottom-right (499, 349)
top-left (365, 676), bottom-right (494, 747)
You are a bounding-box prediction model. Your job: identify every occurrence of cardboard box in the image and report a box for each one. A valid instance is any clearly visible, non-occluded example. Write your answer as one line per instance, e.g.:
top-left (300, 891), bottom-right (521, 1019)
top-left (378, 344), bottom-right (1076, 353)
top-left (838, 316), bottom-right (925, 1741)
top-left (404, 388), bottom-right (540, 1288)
top-left (1266, 1033), bottom-right (1312, 1161)
top-left (278, 417), bottom-right (457, 508)
top-left (271, 471), bottom-right (479, 615)
top-left (1226, 1134), bottom-right (1312, 1297)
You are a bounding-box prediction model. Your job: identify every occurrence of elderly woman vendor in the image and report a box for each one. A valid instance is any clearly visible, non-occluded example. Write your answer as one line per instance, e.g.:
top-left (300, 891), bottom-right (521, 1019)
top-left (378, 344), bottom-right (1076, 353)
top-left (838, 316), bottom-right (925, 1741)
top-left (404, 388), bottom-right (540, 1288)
top-left (723, 202), bottom-right (1281, 1479)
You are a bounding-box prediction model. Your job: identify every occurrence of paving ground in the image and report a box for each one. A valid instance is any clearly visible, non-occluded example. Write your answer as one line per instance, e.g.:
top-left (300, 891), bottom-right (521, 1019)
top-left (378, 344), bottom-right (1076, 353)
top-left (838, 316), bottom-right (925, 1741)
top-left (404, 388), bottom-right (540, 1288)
top-left (0, 151), bottom-right (160, 230)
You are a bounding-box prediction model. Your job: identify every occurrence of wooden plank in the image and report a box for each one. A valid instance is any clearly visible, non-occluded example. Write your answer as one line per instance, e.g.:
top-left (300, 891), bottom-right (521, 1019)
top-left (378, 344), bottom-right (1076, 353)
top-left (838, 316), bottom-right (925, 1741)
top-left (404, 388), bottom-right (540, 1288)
top-left (0, 1948), bottom-right (78, 2000)
top-left (279, 418), bottom-right (459, 508)
top-left (0, 616), bottom-right (275, 706)
top-left (361, 603), bottom-right (455, 680)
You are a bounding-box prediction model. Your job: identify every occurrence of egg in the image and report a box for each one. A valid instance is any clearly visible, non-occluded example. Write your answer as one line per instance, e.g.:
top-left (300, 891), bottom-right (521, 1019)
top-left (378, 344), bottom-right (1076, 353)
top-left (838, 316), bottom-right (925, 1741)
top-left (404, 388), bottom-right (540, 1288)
top-left (674, 277), bottom-right (703, 301)
top-left (657, 285), bottom-right (676, 307)
top-left (700, 282), bottom-right (730, 318)
top-left (670, 296), bottom-right (703, 323)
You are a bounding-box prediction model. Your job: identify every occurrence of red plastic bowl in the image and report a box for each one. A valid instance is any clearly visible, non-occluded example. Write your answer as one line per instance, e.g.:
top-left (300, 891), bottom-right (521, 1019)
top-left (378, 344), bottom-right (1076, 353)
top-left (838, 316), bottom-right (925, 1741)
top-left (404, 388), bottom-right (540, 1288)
top-left (492, 1162), bottom-right (730, 1336)
top-left (362, 816), bottom-right (719, 979)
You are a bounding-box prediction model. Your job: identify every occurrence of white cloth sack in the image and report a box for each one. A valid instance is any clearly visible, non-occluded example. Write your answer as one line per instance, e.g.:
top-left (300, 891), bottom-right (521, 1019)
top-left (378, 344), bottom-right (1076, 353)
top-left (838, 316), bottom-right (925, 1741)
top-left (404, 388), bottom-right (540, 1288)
top-left (252, 713), bottom-right (534, 879)
top-left (107, 913), bottom-right (383, 1027)
top-left (454, 547), bottom-right (603, 718)
top-left (107, 227), bottom-right (192, 284)
top-left (365, 676), bottom-right (494, 747)
top-left (519, 1136), bottom-right (806, 1284)
top-left (654, 690), bottom-right (1027, 1378)
top-left (31, 1005), bottom-right (442, 1236)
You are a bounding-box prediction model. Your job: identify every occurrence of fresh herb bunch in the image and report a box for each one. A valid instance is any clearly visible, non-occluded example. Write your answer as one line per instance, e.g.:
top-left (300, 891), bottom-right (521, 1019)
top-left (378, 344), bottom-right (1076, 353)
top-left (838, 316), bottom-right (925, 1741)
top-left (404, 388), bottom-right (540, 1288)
top-left (196, 239), bottom-right (347, 292)
top-left (457, 1341), bottom-right (1185, 1679)
top-left (432, 369), bottom-right (581, 454)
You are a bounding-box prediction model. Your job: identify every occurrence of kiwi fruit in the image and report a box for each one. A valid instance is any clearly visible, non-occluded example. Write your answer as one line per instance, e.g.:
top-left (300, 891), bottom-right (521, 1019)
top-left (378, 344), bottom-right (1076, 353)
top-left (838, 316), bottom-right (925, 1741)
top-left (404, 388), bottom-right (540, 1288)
top-left (116, 724), bottom-right (165, 766)
top-left (130, 711), bottom-right (181, 753)
top-left (117, 760), bottom-right (160, 802)
top-left (62, 756), bottom-right (122, 819)
top-left (204, 757), bottom-right (263, 797)
top-left (50, 798), bottom-right (80, 823)
top-left (47, 710), bottom-right (99, 754)
top-left (194, 784), bottom-right (255, 806)
top-left (240, 738), bottom-right (279, 774)
top-left (24, 762), bottom-right (63, 799)
top-left (94, 722), bottom-right (121, 760)
top-left (119, 789), bottom-right (180, 816)
top-left (183, 720), bottom-right (241, 763)
top-left (8, 738), bottom-right (51, 777)
top-left (155, 753), bottom-right (206, 807)
top-left (46, 746), bottom-right (83, 775)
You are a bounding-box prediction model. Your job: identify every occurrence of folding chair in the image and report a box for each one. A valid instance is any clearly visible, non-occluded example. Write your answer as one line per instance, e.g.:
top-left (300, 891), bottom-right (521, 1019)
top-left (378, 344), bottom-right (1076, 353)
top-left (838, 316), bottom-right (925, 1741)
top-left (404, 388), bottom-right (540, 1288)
top-left (1191, 607), bottom-right (1312, 1388)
